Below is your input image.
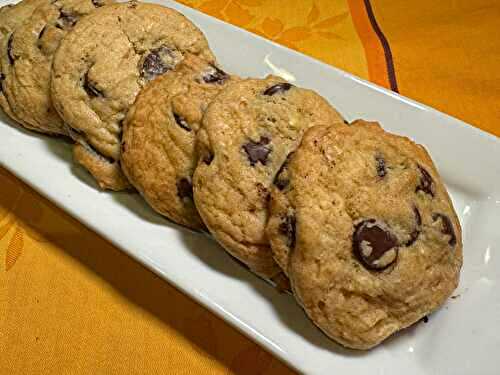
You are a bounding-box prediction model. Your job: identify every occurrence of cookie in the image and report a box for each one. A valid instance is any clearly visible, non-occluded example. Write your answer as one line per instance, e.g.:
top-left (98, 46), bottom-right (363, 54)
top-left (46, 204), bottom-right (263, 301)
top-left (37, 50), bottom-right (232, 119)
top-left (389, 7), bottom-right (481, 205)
top-left (51, 1), bottom-right (215, 190)
top-left (121, 54), bottom-right (236, 230)
top-left (2, 0), bottom-right (111, 135)
top-left (0, 0), bottom-right (47, 125)
top-left (268, 120), bottom-right (462, 349)
top-left (193, 76), bottom-right (345, 277)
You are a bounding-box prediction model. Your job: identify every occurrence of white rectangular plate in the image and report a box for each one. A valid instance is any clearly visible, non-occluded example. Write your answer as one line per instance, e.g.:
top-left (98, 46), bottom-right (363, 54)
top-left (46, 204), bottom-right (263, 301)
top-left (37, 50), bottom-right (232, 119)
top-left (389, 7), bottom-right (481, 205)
top-left (1, 1), bottom-right (500, 373)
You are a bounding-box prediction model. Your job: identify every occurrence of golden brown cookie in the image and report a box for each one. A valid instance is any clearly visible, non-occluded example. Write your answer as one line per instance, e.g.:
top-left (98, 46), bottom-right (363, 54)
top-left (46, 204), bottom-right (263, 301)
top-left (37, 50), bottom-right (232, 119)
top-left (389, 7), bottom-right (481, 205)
top-left (0, 0), bottom-right (48, 125)
top-left (121, 54), bottom-right (237, 230)
top-left (267, 120), bottom-right (462, 349)
top-left (2, 0), bottom-right (111, 135)
top-left (193, 76), bottom-right (345, 277)
top-left (51, 1), bottom-right (215, 190)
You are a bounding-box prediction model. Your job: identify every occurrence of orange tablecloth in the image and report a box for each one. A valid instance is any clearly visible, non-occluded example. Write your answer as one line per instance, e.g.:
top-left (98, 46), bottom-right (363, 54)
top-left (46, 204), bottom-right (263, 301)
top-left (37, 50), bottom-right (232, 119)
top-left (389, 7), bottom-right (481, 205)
top-left (1, 0), bottom-right (499, 373)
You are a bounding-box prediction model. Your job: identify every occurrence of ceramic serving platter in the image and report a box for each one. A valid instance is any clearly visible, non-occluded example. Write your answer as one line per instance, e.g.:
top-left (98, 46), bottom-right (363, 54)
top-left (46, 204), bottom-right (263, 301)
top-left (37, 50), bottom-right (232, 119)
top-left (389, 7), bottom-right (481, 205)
top-left (1, 0), bottom-right (499, 373)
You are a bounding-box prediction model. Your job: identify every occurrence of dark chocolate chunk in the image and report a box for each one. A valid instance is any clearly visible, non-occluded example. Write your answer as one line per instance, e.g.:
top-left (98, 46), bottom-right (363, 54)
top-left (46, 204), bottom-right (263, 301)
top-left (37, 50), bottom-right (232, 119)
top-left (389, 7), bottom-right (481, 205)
top-left (353, 219), bottom-right (399, 270)
top-left (278, 214), bottom-right (296, 249)
top-left (7, 34), bottom-right (14, 64)
top-left (416, 165), bottom-right (435, 197)
top-left (421, 316), bottom-right (429, 323)
top-left (263, 82), bottom-right (293, 96)
top-left (242, 136), bottom-right (271, 166)
top-left (141, 47), bottom-right (173, 80)
top-left (83, 71), bottom-right (103, 97)
top-left (176, 178), bottom-right (193, 200)
top-left (343, 119), bottom-right (349, 125)
top-left (202, 65), bottom-right (228, 84)
top-left (432, 213), bottom-right (457, 246)
top-left (173, 113), bottom-right (191, 131)
top-left (375, 154), bottom-right (386, 178)
top-left (406, 206), bottom-right (421, 246)
top-left (273, 153), bottom-right (294, 190)
top-left (92, 0), bottom-right (106, 7)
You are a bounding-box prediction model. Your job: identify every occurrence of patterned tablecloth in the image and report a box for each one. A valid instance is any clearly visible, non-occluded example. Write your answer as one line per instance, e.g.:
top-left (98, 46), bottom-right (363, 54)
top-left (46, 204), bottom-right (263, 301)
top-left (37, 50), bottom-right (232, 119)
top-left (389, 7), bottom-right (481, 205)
top-left (1, 0), bottom-right (498, 373)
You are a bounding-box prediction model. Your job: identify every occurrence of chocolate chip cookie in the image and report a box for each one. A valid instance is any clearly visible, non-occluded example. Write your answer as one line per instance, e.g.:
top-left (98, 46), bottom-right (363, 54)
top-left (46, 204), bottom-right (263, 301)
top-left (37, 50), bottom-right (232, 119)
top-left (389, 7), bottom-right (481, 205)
top-left (3, 0), bottom-right (110, 135)
top-left (121, 54), bottom-right (236, 230)
top-left (268, 120), bottom-right (462, 349)
top-left (0, 0), bottom-right (47, 125)
top-left (193, 76), bottom-right (345, 277)
top-left (51, 1), bottom-right (215, 190)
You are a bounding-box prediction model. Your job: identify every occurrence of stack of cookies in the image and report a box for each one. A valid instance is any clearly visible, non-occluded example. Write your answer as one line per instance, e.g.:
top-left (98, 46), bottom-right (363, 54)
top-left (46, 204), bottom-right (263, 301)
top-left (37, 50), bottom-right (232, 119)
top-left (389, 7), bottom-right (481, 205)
top-left (0, 0), bottom-right (462, 350)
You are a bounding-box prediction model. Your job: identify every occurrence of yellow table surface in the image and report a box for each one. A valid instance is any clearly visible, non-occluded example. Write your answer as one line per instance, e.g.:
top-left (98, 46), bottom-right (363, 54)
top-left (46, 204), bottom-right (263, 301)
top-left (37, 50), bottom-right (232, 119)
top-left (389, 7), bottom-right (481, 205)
top-left (1, 0), bottom-right (499, 373)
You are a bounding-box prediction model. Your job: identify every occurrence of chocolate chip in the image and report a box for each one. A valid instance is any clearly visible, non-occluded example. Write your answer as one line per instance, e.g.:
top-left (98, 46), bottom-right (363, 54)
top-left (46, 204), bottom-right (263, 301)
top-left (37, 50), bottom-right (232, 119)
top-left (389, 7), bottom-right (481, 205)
top-left (421, 316), bottom-right (429, 323)
top-left (263, 83), bottom-right (293, 96)
top-left (141, 47), bottom-right (174, 80)
top-left (432, 213), bottom-right (457, 246)
top-left (243, 136), bottom-right (271, 166)
top-left (278, 214), bottom-right (296, 249)
top-left (203, 151), bottom-right (214, 165)
top-left (56, 10), bottom-right (78, 29)
top-left (202, 65), bottom-right (228, 84)
top-left (343, 119), bottom-right (349, 125)
top-left (176, 178), bottom-right (193, 200)
top-left (416, 165), bottom-right (434, 197)
top-left (375, 154), bottom-right (386, 178)
top-left (173, 113), bottom-right (191, 131)
top-left (353, 219), bottom-right (399, 271)
top-left (273, 153), bottom-right (293, 190)
top-left (406, 207), bottom-right (421, 246)
top-left (83, 71), bottom-right (103, 97)
top-left (92, 0), bottom-right (105, 7)
top-left (7, 34), bottom-right (14, 64)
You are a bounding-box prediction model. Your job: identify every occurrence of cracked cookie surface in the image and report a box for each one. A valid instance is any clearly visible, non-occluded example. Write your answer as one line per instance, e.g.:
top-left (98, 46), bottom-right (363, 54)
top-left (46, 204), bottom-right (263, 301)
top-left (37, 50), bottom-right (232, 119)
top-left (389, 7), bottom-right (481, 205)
top-left (121, 54), bottom-right (236, 230)
top-left (50, 1), bottom-right (215, 190)
top-left (267, 120), bottom-right (462, 349)
top-left (193, 76), bottom-right (344, 277)
top-left (3, 0), bottom-right (111, 135)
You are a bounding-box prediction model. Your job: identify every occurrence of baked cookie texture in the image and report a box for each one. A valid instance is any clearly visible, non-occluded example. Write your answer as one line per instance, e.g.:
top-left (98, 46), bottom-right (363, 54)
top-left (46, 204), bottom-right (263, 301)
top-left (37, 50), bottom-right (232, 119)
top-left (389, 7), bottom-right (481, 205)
top-left (121, 54), bottom-right (237, 230)
top-left (51, 1), bottom-right (215, 190)
top-left (3, 0), bottom-right (110, 135)
top-left (268, 120), bottom-right (462, 349)
top-left (0, 0), bottom-right (47, 125)
top-left (193, 76), bottom-right (345, 277)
